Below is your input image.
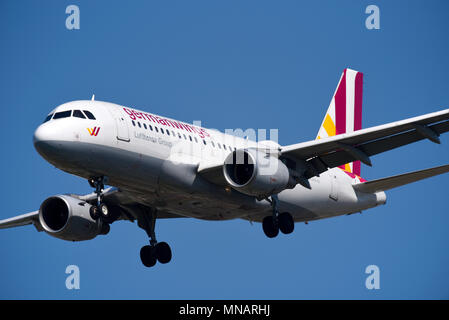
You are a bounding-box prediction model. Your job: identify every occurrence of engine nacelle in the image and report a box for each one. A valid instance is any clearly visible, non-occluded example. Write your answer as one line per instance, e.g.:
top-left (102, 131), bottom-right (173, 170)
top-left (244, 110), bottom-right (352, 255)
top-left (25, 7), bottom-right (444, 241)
top-left (39, 195), bottom-right (108, 241)
top-left (223, 149), bottom-right (292, 198)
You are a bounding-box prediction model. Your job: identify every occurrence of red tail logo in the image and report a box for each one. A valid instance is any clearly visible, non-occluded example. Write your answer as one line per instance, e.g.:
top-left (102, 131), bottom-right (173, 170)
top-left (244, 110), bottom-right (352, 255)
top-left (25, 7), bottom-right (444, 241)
top-left (87, 127), bottom-right (100, 136)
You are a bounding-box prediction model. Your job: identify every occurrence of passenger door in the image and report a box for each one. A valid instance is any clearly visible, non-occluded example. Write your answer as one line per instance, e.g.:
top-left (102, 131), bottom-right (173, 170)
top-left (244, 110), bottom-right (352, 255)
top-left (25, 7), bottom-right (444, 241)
top-left (109, 107), bottom-right (130, 142)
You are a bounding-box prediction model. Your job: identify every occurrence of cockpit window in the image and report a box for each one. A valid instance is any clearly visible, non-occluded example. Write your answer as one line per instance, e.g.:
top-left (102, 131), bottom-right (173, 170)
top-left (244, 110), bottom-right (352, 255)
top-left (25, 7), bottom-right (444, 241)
top-left (53, 110), bottom-right (72, 119)
top-left (73, 110), bottom-right (86, 119)
top-left (43, 114), bottom-right (53, 123)
top-left (83, 110), bottom-right (96, 120)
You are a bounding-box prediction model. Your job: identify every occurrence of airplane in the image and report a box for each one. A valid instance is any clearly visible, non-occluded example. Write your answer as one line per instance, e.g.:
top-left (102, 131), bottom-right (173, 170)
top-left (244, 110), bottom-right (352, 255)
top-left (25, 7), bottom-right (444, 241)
top-left (1, 68), bottom-right (449, 268)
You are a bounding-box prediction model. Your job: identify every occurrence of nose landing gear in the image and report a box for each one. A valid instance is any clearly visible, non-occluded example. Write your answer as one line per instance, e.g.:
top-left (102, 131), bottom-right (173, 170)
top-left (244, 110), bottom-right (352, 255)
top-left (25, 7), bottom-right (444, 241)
top-left (262, 195), bottom-right (295, 238)
top-left (88, 176), bottom-right (118, 224)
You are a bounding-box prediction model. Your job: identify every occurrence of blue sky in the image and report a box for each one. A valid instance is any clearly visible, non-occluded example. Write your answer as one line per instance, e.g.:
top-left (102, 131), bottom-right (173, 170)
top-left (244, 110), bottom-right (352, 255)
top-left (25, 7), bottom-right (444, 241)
top-left (1, 0), bottom-right (448, 299)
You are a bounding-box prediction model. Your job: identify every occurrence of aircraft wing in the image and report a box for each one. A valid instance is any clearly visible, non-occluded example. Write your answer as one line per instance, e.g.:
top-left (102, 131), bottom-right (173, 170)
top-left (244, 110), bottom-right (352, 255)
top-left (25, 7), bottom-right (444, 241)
top-left (78, 187), bottom-right (187, 220)
top-left (0, 188), bottom-right (186, 231)
top-left (197, 161), bottom-right (227, 186)
top-left (281, 109), bottom-right (449, 178)
top-left (0, 211), bottom-right (43, 231)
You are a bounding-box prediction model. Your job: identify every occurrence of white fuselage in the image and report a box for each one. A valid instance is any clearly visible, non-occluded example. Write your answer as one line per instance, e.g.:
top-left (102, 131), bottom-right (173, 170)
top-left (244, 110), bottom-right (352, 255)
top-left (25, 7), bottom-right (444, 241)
top-left (33, 100), bottom-right (386, 223)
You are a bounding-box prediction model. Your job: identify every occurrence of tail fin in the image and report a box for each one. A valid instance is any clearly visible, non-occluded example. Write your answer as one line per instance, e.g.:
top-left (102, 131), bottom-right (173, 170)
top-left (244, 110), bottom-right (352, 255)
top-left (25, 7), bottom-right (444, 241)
top-left (316, 68), bottom-right (364, 176)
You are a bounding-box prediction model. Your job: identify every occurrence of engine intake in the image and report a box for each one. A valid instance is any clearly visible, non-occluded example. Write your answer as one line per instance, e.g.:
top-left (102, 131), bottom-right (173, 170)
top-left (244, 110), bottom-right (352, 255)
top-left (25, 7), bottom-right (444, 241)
top-left (223, 149), bottom-right (292, 198)
top-left (39, 195), bottom-right (108, 241)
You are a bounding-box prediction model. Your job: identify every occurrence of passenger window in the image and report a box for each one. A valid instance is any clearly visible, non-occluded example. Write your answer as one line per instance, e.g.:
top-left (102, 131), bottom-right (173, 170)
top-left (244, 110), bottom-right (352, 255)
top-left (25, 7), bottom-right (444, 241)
top-left (166, 130), bottom-right (170, 136)
top-left (132, 120), bottom-right (136, 126)
top-left (172, 131), bottom-right (175, 136)
top-left (161, 128), bottom-right (164, 134)
top-left (178, 133), bottom-right (181, 139)
top-left (144, 123), bottom-right (147, 129)
top-left (194, 137), bottom-right (198, 143)
top-left (43, 114), bottom-right (53, 123)
top-left (53, 110), bottom-right (72, 119)
top-left (217, 143), bottom-right (221, 149)
top-left (73, 110), bottom-right (86, 119)
top-left (184, 134), bottom-right (187, 140)
top-left (189, 136), bottom-right (192, 141)
top-left (149, 125), bottom-right (153, 131)
top-left (155, 127), bottom-right (159, 133)
top-left (83, 110), bottom-right (96, 120)
top-left (138, 122), bottom-right (141, 128)
top-left (203, 140), bottom-right (207, 145)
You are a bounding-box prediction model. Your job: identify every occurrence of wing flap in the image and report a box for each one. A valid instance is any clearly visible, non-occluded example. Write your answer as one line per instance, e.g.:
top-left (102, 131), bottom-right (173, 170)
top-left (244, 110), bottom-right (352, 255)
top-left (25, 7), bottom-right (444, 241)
top-left (353, 164), bottom-right (449, 194)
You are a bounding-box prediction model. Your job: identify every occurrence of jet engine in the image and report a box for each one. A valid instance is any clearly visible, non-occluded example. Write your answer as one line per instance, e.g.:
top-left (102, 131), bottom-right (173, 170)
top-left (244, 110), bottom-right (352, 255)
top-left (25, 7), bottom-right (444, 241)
top-left (223, 149), bottom-right (294, 198)
top-left (39, 195), bottom-right (109, 241)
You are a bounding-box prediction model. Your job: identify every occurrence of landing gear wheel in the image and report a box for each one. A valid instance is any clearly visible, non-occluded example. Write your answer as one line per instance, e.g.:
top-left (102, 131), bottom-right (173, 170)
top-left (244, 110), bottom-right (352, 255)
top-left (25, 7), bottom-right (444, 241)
top-left (90, 205), bottom-right (99, 220)
top-left (262, 216), bottom-right (279, 238)
top-left (88, 176), bottom-right (110, 219)
top-left (140, 245), bottom-right (157, 268)
top-left (98, 203), bottom-right (113, 223)
top-left (278, 212), bottom-right (294, 234)
top-left (138, 209), bottom-right (173, 267)
top-left (155, 242), bottom-right (172, 264)
top-left (99, 203), bottom-right (109, 216)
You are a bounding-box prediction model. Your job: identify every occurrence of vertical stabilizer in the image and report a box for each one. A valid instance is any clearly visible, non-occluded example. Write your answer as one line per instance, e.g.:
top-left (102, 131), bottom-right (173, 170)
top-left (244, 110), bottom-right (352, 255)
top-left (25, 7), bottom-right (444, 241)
top-left (316, 68), bottom-right (364, 176)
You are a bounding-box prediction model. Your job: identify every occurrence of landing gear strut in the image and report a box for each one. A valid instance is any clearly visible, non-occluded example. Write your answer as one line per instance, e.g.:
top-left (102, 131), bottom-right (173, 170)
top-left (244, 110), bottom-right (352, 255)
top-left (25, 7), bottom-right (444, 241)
top-left (262, 195), bottom-right (294, 238)
top-left (88, 176), bottom-right (116, 224)
top-left (138, 208), bottom-right (172, 268)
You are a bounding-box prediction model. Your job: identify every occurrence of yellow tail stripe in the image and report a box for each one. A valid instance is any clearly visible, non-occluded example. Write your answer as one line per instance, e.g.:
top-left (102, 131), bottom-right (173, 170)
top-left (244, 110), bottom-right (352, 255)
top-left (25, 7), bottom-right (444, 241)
top-left (323, 114), bottom-right (336, 137)
top-left (345, 163), bottom-right (351, 172)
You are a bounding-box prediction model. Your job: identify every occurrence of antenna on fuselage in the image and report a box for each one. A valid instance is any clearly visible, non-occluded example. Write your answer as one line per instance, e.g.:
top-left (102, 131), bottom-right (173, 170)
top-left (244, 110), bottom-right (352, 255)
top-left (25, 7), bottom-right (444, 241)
top-left (91, 94), bottom-right (95, 101)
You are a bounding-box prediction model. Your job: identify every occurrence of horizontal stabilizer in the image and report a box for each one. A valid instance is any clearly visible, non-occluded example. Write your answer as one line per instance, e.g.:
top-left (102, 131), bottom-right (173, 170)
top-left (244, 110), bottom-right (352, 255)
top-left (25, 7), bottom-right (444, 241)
top-left (353, 164), bottom-right (449, 193)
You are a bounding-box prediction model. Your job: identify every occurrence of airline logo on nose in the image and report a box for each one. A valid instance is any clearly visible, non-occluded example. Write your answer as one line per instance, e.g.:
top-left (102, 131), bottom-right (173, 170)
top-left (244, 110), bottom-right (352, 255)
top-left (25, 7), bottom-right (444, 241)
top-left (87, 127), bottom-right (101, 136)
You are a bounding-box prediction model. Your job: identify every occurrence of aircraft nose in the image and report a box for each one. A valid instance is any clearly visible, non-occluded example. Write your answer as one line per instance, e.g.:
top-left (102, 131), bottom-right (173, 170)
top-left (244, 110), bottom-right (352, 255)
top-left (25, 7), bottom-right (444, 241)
top-left (33, 124), bottom-right (49, 144)
top-left (33, 124), bottom-right (60, 159)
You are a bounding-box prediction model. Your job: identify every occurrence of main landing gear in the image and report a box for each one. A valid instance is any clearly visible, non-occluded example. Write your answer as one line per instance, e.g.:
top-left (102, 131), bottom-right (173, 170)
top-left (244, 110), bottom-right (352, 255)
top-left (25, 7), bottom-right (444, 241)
top-left (262, 195), bottom-right (294, 238)
top-left (138, 208), bottom-right (172, 268)
top-left (88, 176), bottom-right (118, 224)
